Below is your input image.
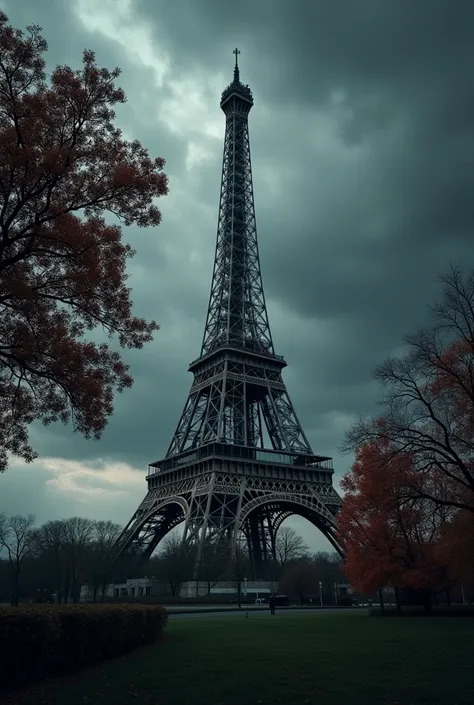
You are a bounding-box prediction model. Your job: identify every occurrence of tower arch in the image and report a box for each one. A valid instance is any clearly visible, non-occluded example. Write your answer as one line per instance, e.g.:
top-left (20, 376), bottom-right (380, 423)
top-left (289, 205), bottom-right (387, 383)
top-left (119, 497), bottom-right (189, 559)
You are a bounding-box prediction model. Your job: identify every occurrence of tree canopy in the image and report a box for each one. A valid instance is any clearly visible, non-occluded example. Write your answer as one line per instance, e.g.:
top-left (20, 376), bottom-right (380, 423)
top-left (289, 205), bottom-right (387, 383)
top-left (0, 13), bottom-right (168, 471)
top-left (343, 267), bottom-right (474, 516)
top-left (338, 439), bottom-right (453, 600)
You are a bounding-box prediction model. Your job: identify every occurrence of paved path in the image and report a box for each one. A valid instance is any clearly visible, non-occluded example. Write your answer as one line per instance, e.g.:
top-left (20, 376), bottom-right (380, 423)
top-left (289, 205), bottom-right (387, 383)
top-left (166, 603), bottom-right (365, 612)
top-left (167, 604), bottom-right (268, 612)
top-left (169, 607), bottom-right (367, 619)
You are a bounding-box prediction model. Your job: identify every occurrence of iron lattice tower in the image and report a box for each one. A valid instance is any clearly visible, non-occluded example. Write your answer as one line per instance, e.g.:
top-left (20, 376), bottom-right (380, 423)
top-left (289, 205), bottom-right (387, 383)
top-left (117, 51), bottom-right (342, 577)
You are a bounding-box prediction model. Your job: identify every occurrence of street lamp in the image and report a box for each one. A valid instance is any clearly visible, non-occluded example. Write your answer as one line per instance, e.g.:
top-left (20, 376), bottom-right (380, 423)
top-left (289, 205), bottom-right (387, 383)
top-left (318, 580), bottom-right (323, 608)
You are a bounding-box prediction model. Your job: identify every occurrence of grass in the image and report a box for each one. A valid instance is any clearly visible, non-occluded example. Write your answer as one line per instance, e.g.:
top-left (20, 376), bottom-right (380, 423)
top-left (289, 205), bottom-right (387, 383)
top-left (6, 612), bottom-right (473, 705)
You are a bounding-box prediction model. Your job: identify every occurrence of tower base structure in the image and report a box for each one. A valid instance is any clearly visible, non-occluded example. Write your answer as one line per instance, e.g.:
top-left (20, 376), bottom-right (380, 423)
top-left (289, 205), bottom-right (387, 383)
top-left (118, 442), bottom-right (342, 578)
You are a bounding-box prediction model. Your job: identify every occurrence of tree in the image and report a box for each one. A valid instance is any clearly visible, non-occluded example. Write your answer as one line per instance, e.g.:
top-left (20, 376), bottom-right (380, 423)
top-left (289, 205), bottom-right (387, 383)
top-left (86, 520), bottom-right (122, 601)
top-left (312, 551), bottom-right (345, 602)
top-left (228, 544), bottom-right (249, 608)
top-left (342, 267), bottom-right (474, 516)
top-left (61, 517), bottom-right (94, 602)
top-left (338, 440), bottom-right (451, 612)
top-left (0, 13), bottom-right (168, 473)
top-left (279, 559), bottom-right (319, 606)
top-left (33, 519), bottom-right (66, 602)
top-left (197, 538), bottom-right (227, 595)
top-left (437, 510), bottom-right (474, 592)
top-left (160, 533), bottom-right (194, 597)
top-left (275, 527), bottom-right (309, 571)
top-left (0, 513), bottom-right (36, 604)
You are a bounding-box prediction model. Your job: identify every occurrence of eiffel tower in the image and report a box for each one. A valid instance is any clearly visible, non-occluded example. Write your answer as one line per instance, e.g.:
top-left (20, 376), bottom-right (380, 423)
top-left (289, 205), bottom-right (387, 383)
top-left (117, 50), bottom-right (342, 576)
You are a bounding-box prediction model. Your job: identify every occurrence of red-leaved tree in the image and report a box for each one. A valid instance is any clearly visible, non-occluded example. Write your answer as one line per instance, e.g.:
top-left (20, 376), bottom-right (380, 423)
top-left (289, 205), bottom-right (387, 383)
top-left (342, 267), bottom-right (474, 515)
top-left (437, 510), bottom-right (474, 593)
top-left (0, 14), bottom-right (168, 471)
top-left (338, 440), bottom-right (451, 610)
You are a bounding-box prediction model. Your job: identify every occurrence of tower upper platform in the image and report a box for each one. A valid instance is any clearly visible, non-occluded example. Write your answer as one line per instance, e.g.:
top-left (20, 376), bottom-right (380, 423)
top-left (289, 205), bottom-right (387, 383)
top-left (220, 48), bottom-right (254, 114)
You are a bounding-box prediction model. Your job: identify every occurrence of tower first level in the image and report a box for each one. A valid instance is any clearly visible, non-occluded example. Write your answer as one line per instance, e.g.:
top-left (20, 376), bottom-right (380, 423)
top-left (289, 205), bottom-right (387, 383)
top-left (119, 442), bottom-right (342, 576)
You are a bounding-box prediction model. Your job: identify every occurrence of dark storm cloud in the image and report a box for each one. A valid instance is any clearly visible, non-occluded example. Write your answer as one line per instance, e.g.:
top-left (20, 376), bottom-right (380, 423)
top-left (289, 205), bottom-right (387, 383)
top-left (136, 0), bottom-right (474, 111)
top-left (132, 0), bottom-right (474, 367)
top-left (130, 0), bottom-right (474, 457)
top-left (1, 0), bottom-right (474, 547)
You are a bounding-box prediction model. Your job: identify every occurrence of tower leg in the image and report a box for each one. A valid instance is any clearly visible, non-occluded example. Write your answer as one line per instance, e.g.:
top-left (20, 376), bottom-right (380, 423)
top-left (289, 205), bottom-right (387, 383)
top-left (190, 474), bottom-right (216, 581)
top-left (267, 510), bottom-right (277, 561)
top-left (248, 513), bottom-right (263, 577)
top-left (182, 478), bottom-right (199, 544)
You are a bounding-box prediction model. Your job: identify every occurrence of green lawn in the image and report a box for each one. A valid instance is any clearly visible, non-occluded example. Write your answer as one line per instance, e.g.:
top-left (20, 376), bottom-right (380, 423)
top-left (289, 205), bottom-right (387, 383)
top-left (6, 613), bottom-right (474, 705)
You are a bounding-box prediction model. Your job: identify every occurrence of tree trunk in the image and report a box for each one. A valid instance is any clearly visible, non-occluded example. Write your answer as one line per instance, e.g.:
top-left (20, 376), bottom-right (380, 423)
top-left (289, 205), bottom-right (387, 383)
top-left (63, 573), bottom-right (70, 603)
top-left (445, 589), bottom-right (451, 606)
top-left (93, 584), bottom-right (98, 603)
top-left (10, 562), bottom-right (20, 606)
top-left (394, 587), bottom-right (402, 612)
top-left (56, 577), bottom-right (62, 604)
top-left (378, 588), bottom-right (385, 611)
top-left (11, 582), bottom-right (19, 606)
top-left (54, 557), bottom-right (62, 604)
top-left (422, 590), bottom-right (432, 614)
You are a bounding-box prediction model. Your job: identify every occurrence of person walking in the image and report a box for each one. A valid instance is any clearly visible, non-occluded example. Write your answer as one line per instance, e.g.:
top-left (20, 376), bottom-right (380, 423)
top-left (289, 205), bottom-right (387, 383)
top-left (269, 594), bottom-right (276, 615)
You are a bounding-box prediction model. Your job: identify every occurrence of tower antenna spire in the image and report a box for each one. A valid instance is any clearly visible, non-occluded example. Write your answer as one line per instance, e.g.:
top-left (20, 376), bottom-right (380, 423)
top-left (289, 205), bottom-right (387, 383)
top-left (233, 47), bottom-right (241, 81)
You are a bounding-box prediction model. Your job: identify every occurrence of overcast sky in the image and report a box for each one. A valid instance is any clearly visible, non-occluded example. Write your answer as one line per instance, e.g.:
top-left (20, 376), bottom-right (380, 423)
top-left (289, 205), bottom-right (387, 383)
top-left (2, 0), bottom-right (474, 552)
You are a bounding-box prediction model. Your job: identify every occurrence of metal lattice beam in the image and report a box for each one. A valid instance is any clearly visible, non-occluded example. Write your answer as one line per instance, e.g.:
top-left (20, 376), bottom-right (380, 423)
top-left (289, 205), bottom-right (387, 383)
top-left (166, 357), bottom-right (313, 456)
top-left (201, 108), bottom-right (273, 357)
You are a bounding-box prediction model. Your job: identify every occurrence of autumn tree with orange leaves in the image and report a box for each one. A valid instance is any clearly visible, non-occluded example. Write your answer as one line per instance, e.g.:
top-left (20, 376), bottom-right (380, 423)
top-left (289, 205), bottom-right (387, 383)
top-left (437, 510), bottom-right (474, 594)
top-left (343, 267), bottom-right (474, 516)
top-left (0, 14), bottom-right (168, 472)
top-left (338, 440), bottom-right (452, 611)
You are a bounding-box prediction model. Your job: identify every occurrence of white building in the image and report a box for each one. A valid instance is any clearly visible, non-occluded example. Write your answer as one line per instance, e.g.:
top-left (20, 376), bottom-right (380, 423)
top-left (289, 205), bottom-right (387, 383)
top-left (180, 580), bottom-right (273, 598)
top-left (111, 577), bottom-right (170, 598)
top-left (80, 577), bottom-right (275, 601)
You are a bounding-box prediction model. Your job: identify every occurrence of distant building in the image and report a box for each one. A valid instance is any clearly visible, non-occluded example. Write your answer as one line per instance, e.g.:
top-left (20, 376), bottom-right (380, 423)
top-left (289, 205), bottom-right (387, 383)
top-left (79, 578), bottom-right (170, 601)
top-left (180, 580), bottom-right (273, 598)
top-left (111, 577), bottom-right (170, 598)
top-left (80, 578), bottom-right (275, 601)
top-left (336, 583), bottom-right (353, 597)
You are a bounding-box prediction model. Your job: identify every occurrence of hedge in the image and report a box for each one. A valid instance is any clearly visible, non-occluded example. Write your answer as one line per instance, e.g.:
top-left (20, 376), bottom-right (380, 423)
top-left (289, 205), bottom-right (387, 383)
top-left (0, 603), bottom-right (168, 690)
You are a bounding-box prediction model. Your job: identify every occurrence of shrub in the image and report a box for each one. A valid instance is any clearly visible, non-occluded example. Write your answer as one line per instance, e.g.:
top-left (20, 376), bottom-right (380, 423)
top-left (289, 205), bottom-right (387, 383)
top-left (0, 603), bottom-right (168, 690)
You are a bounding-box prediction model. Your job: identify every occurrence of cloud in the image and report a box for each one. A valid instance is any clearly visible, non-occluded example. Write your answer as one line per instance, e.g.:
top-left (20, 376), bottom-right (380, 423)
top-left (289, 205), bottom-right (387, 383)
top-left (40, 457), bottom-right (144, 500)
top-left (3, 457), bottom-right (145, 526)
